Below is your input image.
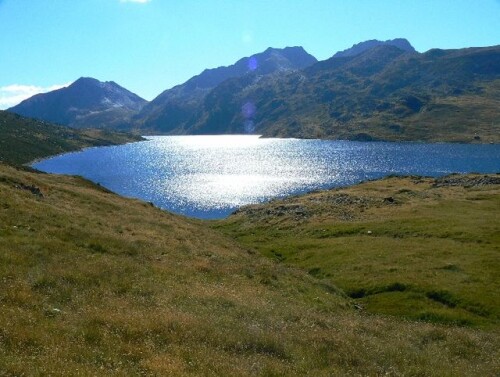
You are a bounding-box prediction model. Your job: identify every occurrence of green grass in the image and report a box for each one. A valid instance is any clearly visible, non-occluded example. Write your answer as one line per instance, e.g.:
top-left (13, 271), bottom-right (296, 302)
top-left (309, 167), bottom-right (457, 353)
top-left (215, 175), bottom-right (500, 329)
top-left (0, 110), bottom-right (143, 165)
top-left (1, 165), bottom-right (499, 375)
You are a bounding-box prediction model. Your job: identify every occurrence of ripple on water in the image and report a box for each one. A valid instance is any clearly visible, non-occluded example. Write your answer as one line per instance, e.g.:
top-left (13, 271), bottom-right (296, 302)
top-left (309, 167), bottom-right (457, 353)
top-left (33, 135), bottom-right (500, 219)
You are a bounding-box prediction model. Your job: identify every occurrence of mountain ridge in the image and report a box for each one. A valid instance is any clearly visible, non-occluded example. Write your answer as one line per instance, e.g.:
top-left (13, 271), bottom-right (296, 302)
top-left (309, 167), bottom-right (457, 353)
top-left (133, 46), bottom-right (318, 133)
top-left (333, 38), bottom-right (416, 58)
top-left (6, 40), bottom-right (499, 142)
top-left (8, 77), bottom-right (147, 129)
top-left (186, 43), bottom-right (500, 142)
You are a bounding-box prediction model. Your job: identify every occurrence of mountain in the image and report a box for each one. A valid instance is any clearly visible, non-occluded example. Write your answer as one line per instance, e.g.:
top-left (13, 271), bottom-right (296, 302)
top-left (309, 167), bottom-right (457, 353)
top-left (332, 38), bottom-right (415, 58)
top-left (133, 46), bottom-right (317, 133)
top-left (0, 110), bottom-right (143, 165)
top-left (8, 77), bottom-right (147, 129)
top-left (183, 42), bottom-right (500, 142)
top-left (8, 41), bottom-right (498, 142)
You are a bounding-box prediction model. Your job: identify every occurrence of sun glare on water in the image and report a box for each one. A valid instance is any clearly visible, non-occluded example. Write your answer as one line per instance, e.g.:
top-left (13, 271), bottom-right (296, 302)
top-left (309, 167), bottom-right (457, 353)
top-left (33, 136), bottom-right (500, 218)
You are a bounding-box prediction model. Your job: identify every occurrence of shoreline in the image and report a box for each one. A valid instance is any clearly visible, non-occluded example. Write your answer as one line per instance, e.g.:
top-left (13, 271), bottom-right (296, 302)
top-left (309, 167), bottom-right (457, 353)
top-left (25, 137), bottom-right (147, 168)
top-left (142, 132), bottom-right (500, 145)
top-left (28, 136), bottom-right (500, 221)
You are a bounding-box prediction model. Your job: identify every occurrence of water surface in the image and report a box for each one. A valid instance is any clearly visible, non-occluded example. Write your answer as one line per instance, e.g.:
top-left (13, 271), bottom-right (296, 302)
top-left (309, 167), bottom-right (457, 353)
top-left (33, 136), bottom-right (500, 218)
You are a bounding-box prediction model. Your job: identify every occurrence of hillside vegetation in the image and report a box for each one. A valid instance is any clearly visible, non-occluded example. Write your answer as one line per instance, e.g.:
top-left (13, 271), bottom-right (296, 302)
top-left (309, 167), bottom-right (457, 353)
top-left (0, 110), bottom-right (498, 374)
top-left (0, 163), bottom-right (499, 375)
top-left (0, 110), bottom-right (143, 165)
top-left (215, 174), bottom-right (500, 329)
top-left (190, 45), bottom-right (500, 142)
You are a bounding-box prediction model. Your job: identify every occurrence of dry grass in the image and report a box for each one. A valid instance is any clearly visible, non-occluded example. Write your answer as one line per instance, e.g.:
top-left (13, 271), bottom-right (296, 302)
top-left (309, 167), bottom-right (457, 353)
top-left (1, 164), bottom-right (499, 375)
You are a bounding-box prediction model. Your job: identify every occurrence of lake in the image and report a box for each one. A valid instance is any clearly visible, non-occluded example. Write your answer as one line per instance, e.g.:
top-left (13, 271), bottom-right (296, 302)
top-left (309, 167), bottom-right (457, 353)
top-left (33, 136), bottom-right (500, 219)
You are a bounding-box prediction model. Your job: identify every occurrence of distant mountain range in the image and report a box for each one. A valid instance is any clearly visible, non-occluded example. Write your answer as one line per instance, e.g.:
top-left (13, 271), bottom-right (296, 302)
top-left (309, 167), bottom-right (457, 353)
top-left (191, 44), bottom-right (499, 142)
top-left (9, 77), bottom-right (147, 129)
top-left (7, 39), bottom-right (500, 142)
top-left (132, 46), bottom-right (317, 133)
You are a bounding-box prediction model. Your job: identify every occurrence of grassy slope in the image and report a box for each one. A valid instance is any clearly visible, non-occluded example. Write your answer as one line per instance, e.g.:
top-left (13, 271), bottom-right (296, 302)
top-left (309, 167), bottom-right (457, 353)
top-left (324, 80), bottom-right (500, 143)
top-left (262, 80), bottom-right (500, 143)
top-left (215, 175), bottom-right (500, 330)
top-left (0, 111), bottom-right (143, 165)
top-left (0, 164), bottom-right (498, 375)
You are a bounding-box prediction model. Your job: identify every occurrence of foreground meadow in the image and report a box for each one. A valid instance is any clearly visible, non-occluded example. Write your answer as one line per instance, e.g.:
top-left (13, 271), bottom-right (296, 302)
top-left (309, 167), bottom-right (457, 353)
top-left (0, 163), bottom-right (498, 375)
top-left (216, 174), bottom-right (500, 330)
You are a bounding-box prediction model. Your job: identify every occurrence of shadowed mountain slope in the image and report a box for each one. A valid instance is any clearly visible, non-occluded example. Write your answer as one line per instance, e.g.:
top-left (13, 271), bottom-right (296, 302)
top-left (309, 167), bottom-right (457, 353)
top-left (132, 46), bottom-right (317, 133)
top-left (0, 110), bottom-right (142, 165)
top-left (186, 43), bottom-right (499, 142)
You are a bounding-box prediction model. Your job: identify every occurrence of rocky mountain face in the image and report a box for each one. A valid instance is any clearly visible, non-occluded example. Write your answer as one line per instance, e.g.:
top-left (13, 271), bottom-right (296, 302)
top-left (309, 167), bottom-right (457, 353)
top-left (8, 77), bottom-right (147, 129)
top-left (332, 38), bottom-right (415, 58)
top-left (132, 46), bottom-right (318, 133)
top-left (182, 43), bottom-right (500, 142)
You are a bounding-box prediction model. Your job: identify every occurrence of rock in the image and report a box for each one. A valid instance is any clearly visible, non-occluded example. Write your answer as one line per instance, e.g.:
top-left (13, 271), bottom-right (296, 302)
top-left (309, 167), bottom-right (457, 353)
top-left (433, 175), bottom-right (500, 188)
top-left (15, 183), bottom-right (43, 197)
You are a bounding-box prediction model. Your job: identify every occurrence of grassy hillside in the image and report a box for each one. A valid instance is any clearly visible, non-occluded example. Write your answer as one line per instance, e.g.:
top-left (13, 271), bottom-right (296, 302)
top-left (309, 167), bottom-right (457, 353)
top-left (215, 174), bottom-right (500, 330)
top-left (1, 164), bottom-right (498, 375)
top-left (0, 113), bottom-right (498, 374)
top-left (0, 110), bottom-right (143, 165)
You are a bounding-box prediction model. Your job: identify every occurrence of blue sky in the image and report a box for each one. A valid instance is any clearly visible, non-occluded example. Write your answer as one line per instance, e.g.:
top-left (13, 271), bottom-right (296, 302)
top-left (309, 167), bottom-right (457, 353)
top-left (1, 0), bottom-right (499, 109)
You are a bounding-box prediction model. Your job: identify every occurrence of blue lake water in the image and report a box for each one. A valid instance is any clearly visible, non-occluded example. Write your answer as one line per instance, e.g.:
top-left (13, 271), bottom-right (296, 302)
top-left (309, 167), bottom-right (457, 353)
top-left (33, 136), bottom-right (500, 219)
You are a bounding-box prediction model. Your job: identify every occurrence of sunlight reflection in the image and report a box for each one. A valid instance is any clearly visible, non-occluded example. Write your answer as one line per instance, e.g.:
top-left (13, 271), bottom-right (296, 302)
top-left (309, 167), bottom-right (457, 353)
top-left (147, 135), bottom-right (266, 149)
top-left (33, 136), bottom-right (499, 219)
top-left (172, 174), bottom-right (292, 208)
top-left (247, 56), bottom-right (258, 71)
top-left (244, 120), bottom-right (255, 133)
top-left (242, 101), bottom-right (256, 118)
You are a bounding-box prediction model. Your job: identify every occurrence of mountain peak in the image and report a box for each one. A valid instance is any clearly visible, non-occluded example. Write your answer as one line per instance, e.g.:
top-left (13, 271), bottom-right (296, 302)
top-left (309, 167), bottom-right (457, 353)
top-left (71, 77), bottom-right (124, 91)
top-left (8, 77), bottom-right (147, 128)
top-left (74, 76), bottom-right (98, 83)
top-left (72, 77), bottom-right (101, 87)
top-left (262, 46), bottom-right (306, 54)
top-left (333, 38), bottom-right (415, 58)
top-left (246, 46), bottom-right (317, 74)
top-left (134, 46), bottom-right (317, 132)
top-left (150, 46), bottom-right (317, 97)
